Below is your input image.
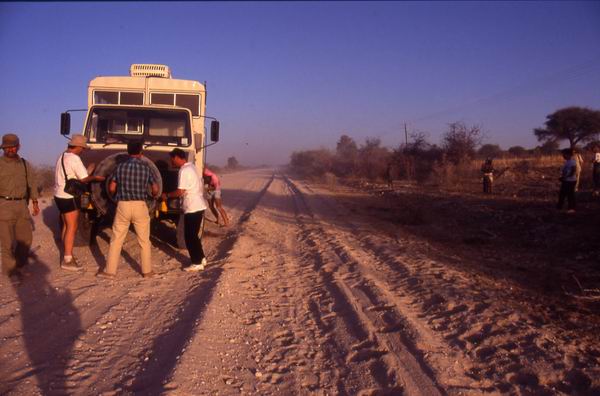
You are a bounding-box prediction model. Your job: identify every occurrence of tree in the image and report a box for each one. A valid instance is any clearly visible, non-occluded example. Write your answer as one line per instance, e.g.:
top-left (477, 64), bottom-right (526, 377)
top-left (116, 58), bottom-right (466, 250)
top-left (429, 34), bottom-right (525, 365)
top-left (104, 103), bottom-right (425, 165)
top-left (227, 156), bottom-right (240, 169)
top-left (290, 149), bottom-right (333, 177)
top-left (336, 134), bottom-right (358, 157)
top-left (478, 144), bottom-right (503, 159)
top-left (584, 140), bottom-right (600, 152)
top-left (392, 132), bottom-right (436, 181)
top-left (534, 140), bottom-right (560, 155)
top-left (508, 146), bottom-right (527, 157)
top-left (357, 138), bottom-right (390, 180)
top-left (333, 134), bottom-right (358, 177)
top-left (534, 106), bottom-right (600, 148)
top-left (442, 121), bottom-right (483, 164)
top-left (404, 131), bottom-right (430, 155)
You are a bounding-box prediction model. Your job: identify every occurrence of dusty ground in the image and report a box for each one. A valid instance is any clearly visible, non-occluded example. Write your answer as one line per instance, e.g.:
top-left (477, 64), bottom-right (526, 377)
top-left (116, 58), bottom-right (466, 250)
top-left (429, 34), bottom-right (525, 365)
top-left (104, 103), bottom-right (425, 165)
top-left (1, 168), bottom-right (599, 395)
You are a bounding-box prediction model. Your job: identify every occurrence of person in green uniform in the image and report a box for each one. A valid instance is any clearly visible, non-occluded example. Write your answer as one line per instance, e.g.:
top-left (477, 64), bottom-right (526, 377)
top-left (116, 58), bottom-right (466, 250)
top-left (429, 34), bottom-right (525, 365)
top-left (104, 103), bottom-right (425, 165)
top-left (0, 133), bottom-right (39, 281)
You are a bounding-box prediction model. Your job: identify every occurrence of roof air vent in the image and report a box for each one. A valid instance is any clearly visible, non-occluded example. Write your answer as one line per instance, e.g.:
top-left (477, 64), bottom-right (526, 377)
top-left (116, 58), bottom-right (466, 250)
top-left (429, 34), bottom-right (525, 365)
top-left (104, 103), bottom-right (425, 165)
top-left (129, 64), bottom-right (172, 78)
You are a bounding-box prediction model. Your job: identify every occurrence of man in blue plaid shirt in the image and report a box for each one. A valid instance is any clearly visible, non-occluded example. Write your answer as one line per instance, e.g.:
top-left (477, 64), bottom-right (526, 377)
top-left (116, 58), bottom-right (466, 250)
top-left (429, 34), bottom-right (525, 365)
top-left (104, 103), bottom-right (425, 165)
top-left (98, 141), bottom-right (159, 279)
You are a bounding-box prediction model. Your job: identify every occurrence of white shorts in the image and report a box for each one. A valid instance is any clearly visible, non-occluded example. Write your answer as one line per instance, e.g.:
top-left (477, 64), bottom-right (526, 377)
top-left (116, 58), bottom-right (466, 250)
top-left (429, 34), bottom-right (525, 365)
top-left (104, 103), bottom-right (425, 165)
top-left (209, 189), bottom-right (222, 200)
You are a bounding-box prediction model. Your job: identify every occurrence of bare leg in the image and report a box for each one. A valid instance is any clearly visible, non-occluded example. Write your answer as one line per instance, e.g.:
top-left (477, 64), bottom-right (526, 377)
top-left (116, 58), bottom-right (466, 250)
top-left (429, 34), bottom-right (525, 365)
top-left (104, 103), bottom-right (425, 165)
top-left (208, 198), bottom-right (220, 225)
top-left (214, 198), bottom-right (229, 226)
top-left (60, 213), bottom-right (67, 242)
top-left (63, 210), bottom-right (79, 258)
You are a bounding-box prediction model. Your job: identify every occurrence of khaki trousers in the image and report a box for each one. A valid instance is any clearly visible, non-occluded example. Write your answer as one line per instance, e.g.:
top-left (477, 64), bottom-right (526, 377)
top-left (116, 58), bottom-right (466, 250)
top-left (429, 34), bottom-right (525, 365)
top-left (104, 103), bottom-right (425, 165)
top-left (106, 201), bottom-right (152, 275)
top-left (0, 200), bottom-right (32, 275)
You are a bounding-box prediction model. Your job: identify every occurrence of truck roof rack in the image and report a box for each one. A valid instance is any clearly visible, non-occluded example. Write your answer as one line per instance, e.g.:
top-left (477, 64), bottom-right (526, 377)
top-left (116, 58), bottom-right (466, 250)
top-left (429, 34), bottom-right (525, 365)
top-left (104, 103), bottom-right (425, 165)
top-left (129, 64), bottom-right (172, 79)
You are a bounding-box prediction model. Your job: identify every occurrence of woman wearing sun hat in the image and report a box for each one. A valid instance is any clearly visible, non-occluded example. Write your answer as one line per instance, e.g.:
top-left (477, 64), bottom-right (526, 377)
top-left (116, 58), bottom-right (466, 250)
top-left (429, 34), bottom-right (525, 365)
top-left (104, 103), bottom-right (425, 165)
top-left (53, 134), bottom-right (105, 271)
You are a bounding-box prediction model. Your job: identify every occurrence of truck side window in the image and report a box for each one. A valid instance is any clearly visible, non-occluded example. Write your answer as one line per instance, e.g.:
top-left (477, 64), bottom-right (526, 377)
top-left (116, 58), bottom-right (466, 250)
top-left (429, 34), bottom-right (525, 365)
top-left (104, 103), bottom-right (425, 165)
top-left (151, 93), bottom-right (174, 105)
top-left (94, 91), bottom-right (119, 104)
top-left (175, 94), bottom-right (200, 116)
top-left (120, 92), bottom-right (144, 105)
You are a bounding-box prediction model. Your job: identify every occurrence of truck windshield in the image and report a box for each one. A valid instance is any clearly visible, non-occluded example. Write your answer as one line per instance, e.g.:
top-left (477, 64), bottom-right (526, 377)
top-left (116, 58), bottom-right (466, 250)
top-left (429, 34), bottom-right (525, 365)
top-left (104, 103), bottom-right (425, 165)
top-left (85, 107), bottom-right (192, 147)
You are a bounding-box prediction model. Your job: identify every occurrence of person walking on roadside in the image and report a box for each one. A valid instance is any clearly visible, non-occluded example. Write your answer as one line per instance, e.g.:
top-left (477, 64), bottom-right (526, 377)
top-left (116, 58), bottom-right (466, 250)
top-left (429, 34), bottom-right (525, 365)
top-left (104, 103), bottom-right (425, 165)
top-left (481, 158), bottom-right (495, 194)
top-left (557, 148), bottom-right (577, 214)
top-left (54, 134), bottom-right (105, 271)
top-left (592, 148), bottom-right (600, 197)
top-left (203, 167), bottom-right (229, 227)
top-left (97, 141), bottom-right (159, 279)
top-left (163, 149), bottom-right (208, 271)
top-left (0, 133), bottom-right (39, 282)
top-left (574, 148), bottom-right (584, 192)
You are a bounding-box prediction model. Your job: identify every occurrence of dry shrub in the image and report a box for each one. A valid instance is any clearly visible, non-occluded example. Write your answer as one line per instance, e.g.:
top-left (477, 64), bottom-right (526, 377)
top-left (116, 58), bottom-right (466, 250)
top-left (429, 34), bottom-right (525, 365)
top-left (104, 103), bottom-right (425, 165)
top-left (289, 149), bottom-right (334, 178)
top-left (513, 160), bottom-right (530, 174)
top-left (33, 165), bottom-right (55, 196)
top-left (323, 172), bottom-right (337, 188)
top-left (430, 160), bottom-right (477, 190)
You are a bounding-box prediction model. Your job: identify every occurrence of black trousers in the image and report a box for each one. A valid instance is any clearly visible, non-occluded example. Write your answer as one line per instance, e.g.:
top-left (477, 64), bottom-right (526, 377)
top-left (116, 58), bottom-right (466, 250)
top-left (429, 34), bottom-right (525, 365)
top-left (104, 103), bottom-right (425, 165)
top-left (557, 181), bottom-right (576, 210)
top-left (184, 210), bottom-right (205, 264)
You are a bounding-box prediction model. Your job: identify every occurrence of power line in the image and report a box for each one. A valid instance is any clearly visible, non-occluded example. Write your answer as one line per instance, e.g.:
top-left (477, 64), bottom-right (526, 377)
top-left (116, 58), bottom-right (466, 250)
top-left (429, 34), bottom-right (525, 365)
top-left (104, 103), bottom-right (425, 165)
top-left (408, 55), bottom-right (600, 125)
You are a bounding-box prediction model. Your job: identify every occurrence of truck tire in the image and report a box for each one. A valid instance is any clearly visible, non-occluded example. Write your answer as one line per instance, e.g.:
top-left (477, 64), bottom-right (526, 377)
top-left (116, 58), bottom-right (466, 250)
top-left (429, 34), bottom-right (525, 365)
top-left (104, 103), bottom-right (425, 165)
top-left (90, 153), bottom-right (163, 217)
top-left (75, 212), bottom-right (95, 247)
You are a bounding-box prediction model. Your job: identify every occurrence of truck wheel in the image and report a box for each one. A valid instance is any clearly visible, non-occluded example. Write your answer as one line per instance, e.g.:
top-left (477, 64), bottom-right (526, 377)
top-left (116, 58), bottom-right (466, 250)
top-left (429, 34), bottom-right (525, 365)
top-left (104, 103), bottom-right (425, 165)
top-left (90, 153), bottom-right (163, 216)
top-left (75, 213), bottom-right (95, 247)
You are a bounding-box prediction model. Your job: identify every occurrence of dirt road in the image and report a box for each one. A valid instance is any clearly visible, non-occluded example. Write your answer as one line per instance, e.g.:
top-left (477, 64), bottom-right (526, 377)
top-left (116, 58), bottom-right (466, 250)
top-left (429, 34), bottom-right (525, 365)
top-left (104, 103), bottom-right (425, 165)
top-left (1, 169), bottom-right (598, 395)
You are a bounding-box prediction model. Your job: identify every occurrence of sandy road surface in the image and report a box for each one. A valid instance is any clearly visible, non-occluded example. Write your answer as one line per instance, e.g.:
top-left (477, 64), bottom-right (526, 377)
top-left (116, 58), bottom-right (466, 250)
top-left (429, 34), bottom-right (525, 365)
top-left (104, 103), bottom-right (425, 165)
top-left (1, 169), bottom-right (598, 395)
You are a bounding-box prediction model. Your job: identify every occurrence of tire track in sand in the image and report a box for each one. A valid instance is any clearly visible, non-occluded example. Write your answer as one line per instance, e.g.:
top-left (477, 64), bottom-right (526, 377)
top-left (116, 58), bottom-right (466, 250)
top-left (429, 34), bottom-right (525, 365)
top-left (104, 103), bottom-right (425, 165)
top-left (282, 175), bottom-right (444, 395)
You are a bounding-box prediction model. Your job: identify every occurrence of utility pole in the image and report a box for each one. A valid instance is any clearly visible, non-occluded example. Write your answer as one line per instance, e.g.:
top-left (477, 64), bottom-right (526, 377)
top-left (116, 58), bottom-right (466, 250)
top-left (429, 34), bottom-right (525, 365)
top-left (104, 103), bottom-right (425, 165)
top-left (404, 123), bottom-right (408, 149)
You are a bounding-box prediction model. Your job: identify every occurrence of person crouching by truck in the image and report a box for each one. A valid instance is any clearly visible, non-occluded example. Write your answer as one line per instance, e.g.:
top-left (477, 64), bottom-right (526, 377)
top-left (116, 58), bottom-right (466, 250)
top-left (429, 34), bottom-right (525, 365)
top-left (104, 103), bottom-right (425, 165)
top-left (203, 167), bottom-right (230, 227)
top-left (53, 134), bottom-right (105, 271)
top-left (163, 149), bottom-right (208, 272)
top-left (481, 158), bottom-right (494, 194)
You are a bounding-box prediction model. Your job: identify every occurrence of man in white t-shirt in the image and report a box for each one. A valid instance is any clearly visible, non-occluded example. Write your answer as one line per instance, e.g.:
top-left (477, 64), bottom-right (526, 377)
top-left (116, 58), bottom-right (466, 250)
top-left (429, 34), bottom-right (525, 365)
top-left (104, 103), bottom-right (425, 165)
top-left (162, 149), bottom-right (208, 271)
top-left (53, 134), bottom-right (104, 271)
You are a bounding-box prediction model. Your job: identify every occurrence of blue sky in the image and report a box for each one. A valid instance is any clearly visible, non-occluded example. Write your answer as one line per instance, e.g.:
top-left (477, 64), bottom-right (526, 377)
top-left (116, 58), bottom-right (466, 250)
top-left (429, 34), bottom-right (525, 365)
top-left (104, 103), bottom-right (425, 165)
top-left (1, 2), bottom-right (599, 166)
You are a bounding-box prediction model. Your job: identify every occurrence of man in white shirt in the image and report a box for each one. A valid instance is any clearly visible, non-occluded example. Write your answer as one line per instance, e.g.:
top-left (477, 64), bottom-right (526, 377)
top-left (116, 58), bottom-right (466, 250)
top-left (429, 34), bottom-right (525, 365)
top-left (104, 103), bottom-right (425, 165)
top-left (162, 149), bottom-right (208, 271)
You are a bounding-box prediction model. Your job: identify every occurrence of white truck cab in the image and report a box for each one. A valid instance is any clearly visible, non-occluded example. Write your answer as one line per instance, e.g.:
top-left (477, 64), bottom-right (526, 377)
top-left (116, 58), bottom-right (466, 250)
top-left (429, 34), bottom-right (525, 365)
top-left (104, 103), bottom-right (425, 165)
top-left (59, 64), bottom-right (220, 244)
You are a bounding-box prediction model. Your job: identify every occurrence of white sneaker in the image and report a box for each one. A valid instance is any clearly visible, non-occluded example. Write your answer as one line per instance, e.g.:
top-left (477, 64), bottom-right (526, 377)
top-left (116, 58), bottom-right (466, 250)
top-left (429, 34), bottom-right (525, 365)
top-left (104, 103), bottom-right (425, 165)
top-left (201, 257), bottom-right (208, 267)
top-left (183, 263), bottom-right (204, 272)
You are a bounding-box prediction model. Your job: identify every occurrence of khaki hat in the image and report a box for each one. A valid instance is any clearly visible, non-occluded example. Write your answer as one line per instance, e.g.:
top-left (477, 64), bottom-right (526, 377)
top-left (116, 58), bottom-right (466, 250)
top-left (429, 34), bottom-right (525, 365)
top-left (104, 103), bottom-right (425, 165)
top-left (1, 133), bottom-right (19, 149)
top-left (69, 134), bottom-right (89, 149)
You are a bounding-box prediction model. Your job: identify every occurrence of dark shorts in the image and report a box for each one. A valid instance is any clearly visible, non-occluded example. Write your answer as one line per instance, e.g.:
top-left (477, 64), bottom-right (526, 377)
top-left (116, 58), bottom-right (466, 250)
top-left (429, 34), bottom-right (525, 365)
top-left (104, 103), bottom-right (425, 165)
top-left (54, 196), bottom-right (78, 214)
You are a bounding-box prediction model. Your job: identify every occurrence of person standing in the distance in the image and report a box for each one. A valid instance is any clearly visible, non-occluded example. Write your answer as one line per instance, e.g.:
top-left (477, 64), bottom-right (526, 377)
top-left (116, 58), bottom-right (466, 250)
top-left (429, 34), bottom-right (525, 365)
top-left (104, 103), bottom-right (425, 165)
top-left (97, 141), bottom-right (159, 279)
top-left (557, 148), bottom-right (577, 214)
top-left (480, 158), bottom-right (495, 194)
top-left (53, 134), bottom-right (105, 271)
top-left (592, 147), bottom-right (600, 197)
top-left (385, 163), bottom-right (394, 189)
top-left (164, 149), bottom-right (208, 271)
top-left (573, 147), bottom-right (584, 192)
top-left (0, 133), bottom-right (39, 282)
top-left (203, 167), bottom-right (230, 227)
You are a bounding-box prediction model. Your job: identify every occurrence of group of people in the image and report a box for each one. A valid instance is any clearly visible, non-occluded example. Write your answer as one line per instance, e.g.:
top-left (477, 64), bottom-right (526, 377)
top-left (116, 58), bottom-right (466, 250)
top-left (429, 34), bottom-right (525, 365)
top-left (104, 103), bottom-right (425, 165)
top-left (480, 147), bottom-right (600, 213)
top-left (1, 132), bottom-right (229, 282)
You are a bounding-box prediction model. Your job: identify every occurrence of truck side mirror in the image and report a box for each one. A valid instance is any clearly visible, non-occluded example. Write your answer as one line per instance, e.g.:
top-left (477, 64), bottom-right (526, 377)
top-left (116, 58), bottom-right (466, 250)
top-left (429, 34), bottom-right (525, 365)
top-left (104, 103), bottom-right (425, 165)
top-left (60, 113), bottom-right (71, 135)
top-left (210, 120), bottom-right (220, 142)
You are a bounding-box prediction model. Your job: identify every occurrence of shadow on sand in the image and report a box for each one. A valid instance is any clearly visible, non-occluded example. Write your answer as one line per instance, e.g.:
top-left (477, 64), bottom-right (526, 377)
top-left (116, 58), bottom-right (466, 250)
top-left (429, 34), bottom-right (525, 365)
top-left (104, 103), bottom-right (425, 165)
top-left (12, 252), bottom-right (82, 395)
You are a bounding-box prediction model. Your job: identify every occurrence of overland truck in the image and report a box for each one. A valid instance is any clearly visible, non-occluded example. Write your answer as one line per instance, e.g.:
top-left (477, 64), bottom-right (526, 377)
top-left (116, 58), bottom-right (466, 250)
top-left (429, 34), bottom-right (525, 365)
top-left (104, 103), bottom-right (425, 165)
top-left (59, 64), bottom-right (220, 245)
